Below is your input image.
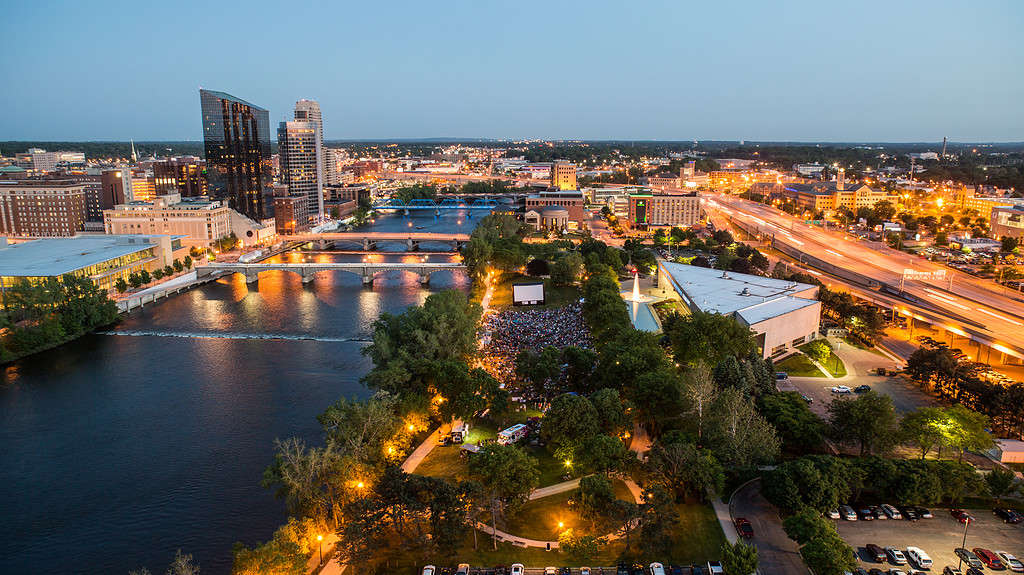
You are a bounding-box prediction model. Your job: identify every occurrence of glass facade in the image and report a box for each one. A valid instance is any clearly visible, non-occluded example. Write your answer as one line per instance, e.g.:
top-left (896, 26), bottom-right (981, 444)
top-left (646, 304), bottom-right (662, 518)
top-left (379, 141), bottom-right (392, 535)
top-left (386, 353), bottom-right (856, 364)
top-left (200, 89), bottom-right (272, 221)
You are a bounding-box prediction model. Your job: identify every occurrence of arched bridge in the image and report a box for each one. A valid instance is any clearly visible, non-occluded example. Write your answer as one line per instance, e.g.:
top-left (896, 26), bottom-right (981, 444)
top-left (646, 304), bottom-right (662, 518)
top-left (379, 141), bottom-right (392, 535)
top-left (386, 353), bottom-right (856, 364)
top-left (197, 261), bottom-right (466, 285)
top-left (281, 232), bottom-right (469, 251)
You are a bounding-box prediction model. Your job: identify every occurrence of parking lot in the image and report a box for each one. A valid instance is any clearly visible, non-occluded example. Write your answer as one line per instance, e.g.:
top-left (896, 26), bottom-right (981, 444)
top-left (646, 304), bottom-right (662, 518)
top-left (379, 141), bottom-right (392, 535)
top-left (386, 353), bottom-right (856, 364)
top-left (781, 372), bottom-right (937, 418)
top-left (836, 508), bottom-right (1024, 571)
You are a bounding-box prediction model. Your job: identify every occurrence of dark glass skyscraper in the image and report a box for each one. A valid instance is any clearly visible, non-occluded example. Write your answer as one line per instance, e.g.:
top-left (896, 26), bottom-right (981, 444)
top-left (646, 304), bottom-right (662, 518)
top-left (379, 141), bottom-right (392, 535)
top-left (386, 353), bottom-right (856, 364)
top-left (199, 89), bottom-right (272, 220)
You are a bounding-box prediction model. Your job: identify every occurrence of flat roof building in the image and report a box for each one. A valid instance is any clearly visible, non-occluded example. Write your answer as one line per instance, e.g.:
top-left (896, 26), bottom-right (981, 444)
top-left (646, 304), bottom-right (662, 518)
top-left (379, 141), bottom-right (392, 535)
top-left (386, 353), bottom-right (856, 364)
top-left (524, 190), bottom-right (586, 231)
top-left (627, 192), bottom-right (701, 230)
top-left (200, 89), bottom-right (272, 220)
top-left (0, 180), bottom-right (88, 237)
top-left (550, 161), bottom-right (577, 191)
top-left (657, 261), bottom-right (822, 358)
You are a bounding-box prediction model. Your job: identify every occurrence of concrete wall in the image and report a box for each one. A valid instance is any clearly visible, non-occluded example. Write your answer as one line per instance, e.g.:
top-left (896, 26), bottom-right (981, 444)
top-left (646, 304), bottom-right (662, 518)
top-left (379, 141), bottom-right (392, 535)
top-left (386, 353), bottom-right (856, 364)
top-left (748, 301), bottom-right (822, 358)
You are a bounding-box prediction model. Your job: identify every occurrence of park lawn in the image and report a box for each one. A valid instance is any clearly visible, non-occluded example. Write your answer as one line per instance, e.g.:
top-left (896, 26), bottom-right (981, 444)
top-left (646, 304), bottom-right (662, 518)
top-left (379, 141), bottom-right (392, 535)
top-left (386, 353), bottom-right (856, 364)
top-left (665, 500), bottom-right (728, 565)
top-left (499, 480), bottom-right (637, 542)
top-left (797, 342), bottom-right (849, 378)
top-left (489, 273), bottom-right (580, 309)
top-left (774, 353), bottom-right (826, 377)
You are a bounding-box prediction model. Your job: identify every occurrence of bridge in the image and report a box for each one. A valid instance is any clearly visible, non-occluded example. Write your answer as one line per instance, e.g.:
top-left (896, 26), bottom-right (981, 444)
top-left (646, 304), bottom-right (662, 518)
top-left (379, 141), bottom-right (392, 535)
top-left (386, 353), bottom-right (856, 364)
top-left (197, 261), bottom-right (466, 285)
top-left (371, 196), bottom-right (499, 216)
top-left (281, 232), bottom-right (470, 251)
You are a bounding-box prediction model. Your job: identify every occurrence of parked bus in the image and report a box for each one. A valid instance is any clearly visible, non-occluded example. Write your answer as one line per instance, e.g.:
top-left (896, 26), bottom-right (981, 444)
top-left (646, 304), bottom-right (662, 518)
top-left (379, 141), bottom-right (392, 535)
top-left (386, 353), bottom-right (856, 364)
top-left (497, 423), bottom-right (528, 445)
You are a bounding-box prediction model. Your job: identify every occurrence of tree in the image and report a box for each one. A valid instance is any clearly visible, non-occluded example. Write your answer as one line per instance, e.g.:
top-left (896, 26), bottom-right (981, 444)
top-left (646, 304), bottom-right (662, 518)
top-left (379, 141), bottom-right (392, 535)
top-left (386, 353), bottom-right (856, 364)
top-left (943, 403), bottom-right (996, 462)
top-left (139, 269), bottom-right (151, 285)
top-left (231, 517), bottom-right (318, 575)
top-left (763, 456), bottom-right (858, 514)
top-left (986, 467), bottom-right (1018, 504)
top-left (152, 268), bottom-right (165, 280)
top-left (684, 366), bottom-right (717, 443)
top-left (800, 530), bottom-right (856, 575)
top-left (166, 550), bottom-right (200, 575)
top-left (550, 252), bottom-right (584, 286)
top-left (128, 272), bottom-right (143, 288)
top-left (783, 508), bottom-right (834, 545)
top-left (164, 265), bottom-right (174, 277)
top-left (183, 255), bottom-right (193, 269)
top-left (648, 439), bottom-right (724, 500)
top-left (707, 388), bottom-right (780, 468)
top-left (558, 529), bottom-right (605, 561)
top-left (828, 391), bottom-right (900, 456)
top-left (469, 443), bottom-right (540, 513)
top-left (579, 434), bottom-right (630, 475)
top-left (542, 393), bottom-right (599, 450)
top-left (803, 340), bottom-right (832, 365)
top-left (525, 258), bottom-right (550, 276)
top-left (898, 407), bottom-right (947, 459)
top-left (721, 540), bottom-right (758, 575)
top-left (1003, 236), bottom-right (1019, 253)
top-left (115, 277), bottom-right (128, 293)
top-left (588, 388), bottom-right (630, 435)
top-left (173, 259), bottom-right (184, 272)
top-left (665, 310), bottom-right (755, 367)
top-left (577, 475), bottom-right (617, 527)
top-left (758, 392), bottom-right (825, 452)
top-left (638, 485), bottom-right (678, 557)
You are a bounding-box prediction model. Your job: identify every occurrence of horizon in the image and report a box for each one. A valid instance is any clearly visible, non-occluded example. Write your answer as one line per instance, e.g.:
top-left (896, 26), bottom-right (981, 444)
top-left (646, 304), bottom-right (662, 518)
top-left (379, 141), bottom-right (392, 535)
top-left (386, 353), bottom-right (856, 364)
top-left (2, 0), bottom-right (1022, 142)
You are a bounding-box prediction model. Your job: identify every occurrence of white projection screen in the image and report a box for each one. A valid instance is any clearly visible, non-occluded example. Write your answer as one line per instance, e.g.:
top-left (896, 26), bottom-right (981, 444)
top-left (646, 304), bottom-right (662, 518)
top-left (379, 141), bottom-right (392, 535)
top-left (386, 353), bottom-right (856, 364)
top-left (512, 282), bottom-right (546, 306)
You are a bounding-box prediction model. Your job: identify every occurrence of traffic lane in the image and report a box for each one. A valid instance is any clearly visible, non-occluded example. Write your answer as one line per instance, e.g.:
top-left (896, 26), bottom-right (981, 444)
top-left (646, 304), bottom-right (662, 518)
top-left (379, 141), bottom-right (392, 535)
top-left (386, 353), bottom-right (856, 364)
top-left (836, 509), bottom-right (1024, 571)
top-left (782, 374), bottom-right (936, 416)
top-left (731, 479), bottom-right (807, 575)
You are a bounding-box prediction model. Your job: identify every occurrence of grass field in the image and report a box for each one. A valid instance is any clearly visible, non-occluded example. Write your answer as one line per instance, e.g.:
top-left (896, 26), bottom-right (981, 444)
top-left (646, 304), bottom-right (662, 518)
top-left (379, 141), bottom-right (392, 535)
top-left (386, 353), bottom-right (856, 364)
top-left (499, 480), bottom-right (636, 541)
top-left (489, 273), bottom-right (580, 309)
top-left (774, 353), bottom-right (825, 377)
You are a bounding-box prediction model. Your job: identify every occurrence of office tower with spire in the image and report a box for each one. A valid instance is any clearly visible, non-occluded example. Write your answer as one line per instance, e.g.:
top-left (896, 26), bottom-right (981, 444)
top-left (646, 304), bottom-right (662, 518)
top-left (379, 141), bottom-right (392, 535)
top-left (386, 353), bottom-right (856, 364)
top-left (278, 99), bottom-right (325, 223)
top-left (199, 89), bottom-right (272, 220)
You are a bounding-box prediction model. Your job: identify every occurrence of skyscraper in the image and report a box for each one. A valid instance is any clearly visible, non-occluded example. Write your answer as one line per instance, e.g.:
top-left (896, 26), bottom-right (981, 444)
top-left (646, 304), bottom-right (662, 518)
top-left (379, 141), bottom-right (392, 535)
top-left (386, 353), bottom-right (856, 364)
top-left (279, 99), bottom-right (325, 222)
top-left (199, 89), bottom-right (272, 220)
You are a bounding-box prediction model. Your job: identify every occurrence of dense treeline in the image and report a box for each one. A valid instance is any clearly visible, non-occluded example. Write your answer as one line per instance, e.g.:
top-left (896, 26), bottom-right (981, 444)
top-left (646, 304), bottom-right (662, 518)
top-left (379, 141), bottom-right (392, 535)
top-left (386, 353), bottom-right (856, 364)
top-left (0, 275), bottom-right (119, 363)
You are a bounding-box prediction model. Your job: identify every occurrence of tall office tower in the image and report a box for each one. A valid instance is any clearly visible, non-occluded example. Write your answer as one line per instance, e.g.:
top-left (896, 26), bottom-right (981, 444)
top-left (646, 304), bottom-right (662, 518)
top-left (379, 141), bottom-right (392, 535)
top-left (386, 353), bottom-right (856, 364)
top-left (152, 157), bottom-right (208, 197)
top-left (199, 89), bottom-right (272, 220)
top-left (292, 100), bottom-right (325, 214)
top-left (550, 160), bottom-right (577, 191)
top-left (324, 148), bottom-right (349, 185)
top-left (278, 120), bottom-right (323, 224)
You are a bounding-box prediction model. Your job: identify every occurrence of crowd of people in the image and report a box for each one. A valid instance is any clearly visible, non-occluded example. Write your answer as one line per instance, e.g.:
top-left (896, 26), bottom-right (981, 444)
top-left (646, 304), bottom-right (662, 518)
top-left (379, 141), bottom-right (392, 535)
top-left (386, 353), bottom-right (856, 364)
top-left (479, 301), bottom-right (593, 385)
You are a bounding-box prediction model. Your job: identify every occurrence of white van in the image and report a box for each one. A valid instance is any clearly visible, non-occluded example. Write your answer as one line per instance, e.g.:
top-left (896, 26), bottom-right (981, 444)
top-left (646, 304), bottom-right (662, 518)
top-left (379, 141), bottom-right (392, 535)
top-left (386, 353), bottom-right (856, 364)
top-left (650, 563), bottom-right (666, 575)
top-left (906, 547), bottom-right (932, 569)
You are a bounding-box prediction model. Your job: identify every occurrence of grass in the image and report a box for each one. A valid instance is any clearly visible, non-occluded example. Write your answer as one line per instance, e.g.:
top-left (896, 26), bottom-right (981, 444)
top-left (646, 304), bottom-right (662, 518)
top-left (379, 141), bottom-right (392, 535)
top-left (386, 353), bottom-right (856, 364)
top-left (489, 273), bottom-right (580, 309)
top-left (774, 353), bottom-right (826, 377)
top-left (667, 500), bottom-right (728, 565)
top-left (500, 480), bottom-right (636, 541)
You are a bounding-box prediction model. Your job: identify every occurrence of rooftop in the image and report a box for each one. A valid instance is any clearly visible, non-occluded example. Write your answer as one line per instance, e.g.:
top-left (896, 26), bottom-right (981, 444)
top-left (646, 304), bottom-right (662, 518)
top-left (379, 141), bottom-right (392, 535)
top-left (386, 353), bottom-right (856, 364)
top-left (660, 261), bottom-right (819, 325)
top-left (0, 235), bottom-right (170, 277)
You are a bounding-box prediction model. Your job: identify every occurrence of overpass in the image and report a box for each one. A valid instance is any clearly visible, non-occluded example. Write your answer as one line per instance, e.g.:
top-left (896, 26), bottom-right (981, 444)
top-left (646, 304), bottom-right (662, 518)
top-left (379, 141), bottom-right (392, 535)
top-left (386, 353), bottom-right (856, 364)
top-left (281, 232), bottom-right (470, 251)
top-left (197, 261), bottom-right (466, 285)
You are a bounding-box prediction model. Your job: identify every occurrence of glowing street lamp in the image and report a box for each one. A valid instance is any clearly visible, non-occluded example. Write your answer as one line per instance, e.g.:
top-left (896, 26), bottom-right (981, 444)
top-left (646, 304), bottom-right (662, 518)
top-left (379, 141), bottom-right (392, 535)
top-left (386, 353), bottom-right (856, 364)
top-left (316, 534), bottom-right (324, 565)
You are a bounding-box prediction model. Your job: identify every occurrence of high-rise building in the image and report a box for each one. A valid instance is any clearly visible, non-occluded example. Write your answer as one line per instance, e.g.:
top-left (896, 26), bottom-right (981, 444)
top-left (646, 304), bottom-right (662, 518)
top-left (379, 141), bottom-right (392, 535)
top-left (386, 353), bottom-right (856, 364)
top-left (152, 157), bottom-right (208, 197)
top-left (287, 100), bottom-right (325, 220)
top-left (324, 148), bottom-right (349, 185)
top-left (199, 89), bottom-right (272, 220)
top-left (278, 120), bottom-right (323, 225)
top-left (550, 160), bottom-right (577, 191)
top-left (0, 180), bottom-right (88, 237)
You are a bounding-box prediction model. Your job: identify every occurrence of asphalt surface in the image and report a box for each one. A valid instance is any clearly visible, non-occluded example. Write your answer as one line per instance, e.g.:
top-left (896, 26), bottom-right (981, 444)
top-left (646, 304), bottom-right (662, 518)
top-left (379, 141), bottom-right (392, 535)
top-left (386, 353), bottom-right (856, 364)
top-left (836, 507), bottom-right (1024, 572)
top-left (730, 479), bottom-right (808, 575)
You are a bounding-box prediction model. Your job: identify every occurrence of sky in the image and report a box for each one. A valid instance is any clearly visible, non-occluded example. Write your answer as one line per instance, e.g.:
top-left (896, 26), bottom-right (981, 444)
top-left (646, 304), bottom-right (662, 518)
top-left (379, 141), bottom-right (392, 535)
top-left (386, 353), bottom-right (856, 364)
top-left (1, 0), bottom-right (1022, 142)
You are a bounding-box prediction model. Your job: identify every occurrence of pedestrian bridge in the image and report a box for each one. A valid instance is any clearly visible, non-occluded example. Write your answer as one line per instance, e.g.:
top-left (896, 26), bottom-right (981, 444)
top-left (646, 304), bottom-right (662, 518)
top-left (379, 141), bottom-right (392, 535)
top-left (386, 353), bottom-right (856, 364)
top-left (196, 261), bottom-right (466, 285)
top-left (282, 232), bottom-right (470, 251)
top-left (372, 197), bottom-right (499, 212)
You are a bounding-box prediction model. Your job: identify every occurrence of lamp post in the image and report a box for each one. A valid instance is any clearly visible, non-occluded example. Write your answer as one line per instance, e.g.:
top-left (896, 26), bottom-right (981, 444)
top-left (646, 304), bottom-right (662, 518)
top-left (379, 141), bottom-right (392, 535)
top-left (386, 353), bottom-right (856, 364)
top-left (316, 534), bottom-right (323, 566)
top-left (956, 516), bottom-right (970, 570)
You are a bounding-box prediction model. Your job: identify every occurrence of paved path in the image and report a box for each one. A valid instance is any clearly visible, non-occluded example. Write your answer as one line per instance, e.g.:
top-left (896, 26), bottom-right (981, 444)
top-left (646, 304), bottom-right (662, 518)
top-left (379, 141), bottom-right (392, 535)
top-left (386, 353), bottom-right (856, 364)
top-left (712, 495), bottom-right (738, 545)
top-left (731, 479), bottom-right (808, 575)
top-left (401, 425), bottom-right (442, 473)
top-left (528, 477), bottom-right (582, 500)
top-left (629, 423), bottom-right (651, 459)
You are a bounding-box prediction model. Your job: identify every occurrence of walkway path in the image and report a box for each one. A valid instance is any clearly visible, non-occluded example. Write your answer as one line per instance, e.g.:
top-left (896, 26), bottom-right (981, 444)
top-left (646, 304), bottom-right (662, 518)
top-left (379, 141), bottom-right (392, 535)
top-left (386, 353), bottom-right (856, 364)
top-left (401, 425), bottom-right (442, 473)
top-left (528, 477), bottom-right (582, 500)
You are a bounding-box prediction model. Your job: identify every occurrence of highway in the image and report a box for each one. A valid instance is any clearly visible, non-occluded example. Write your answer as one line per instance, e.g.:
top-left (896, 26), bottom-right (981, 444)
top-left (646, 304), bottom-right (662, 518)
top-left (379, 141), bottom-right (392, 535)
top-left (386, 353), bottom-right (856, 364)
top-left (703, 193), bottom-right (1024, 359)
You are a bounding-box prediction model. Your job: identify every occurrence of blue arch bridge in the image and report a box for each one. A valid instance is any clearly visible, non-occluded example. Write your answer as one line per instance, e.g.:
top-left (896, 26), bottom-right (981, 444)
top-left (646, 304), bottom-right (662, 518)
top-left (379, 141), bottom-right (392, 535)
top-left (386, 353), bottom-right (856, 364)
top-left (371, 196), bottom-right (500, 218)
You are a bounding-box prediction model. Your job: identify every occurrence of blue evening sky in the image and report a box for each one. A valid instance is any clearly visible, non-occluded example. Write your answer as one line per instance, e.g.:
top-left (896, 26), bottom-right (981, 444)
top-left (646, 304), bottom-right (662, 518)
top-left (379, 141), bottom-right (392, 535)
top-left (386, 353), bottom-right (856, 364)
top-left (1, 0), bottom-right (1021, 142)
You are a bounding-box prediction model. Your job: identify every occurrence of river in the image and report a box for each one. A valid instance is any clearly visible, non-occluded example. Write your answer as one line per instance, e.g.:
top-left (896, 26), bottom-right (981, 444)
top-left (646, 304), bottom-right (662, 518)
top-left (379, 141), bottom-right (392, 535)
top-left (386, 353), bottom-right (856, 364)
top-left (0, 209), bottom-right (480, 574)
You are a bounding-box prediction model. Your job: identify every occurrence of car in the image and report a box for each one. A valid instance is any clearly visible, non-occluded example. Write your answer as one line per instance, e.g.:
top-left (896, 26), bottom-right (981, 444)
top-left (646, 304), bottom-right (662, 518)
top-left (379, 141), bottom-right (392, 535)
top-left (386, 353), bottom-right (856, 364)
top-left (544, 569), bottom-right (557, 575)
top-left (866, 544), bottom-right (887, 563)
top-left (881, 504), bottom-right (902, 519)
top-left (580, 569), bottom-right (591, 575)
top-left (827, 509), bottom-right (841, 519)
top-left (802, 394), bottom-right (814, 403)
top-left (840, 505), bottom-right (858, 520)
top-left (511, 565), bottom-right (525, 575)
top-left (887, 570), bottom-right (906, 575)
top-left (966, 568), bottom-right (985, 575)
top-left (995, 507), bottom-right (1024, 524)
top-left (618, 564), bottom-right (630, 575)
top-left (954, 548), bottom-right (984, 570)
top-left (776, 372), bottom-right (789, 380)
top-left (886, 547), bottom-right (907, 565)
top-left (859, 507), bottom-right (876, 521)
top-left (854, 569), bottom-right (870, 575)
top-left (871, 505), bottom-right (887, 519)
top-left (942, 568), bottom-right (963, 575)
top-left (906, 547), bottom-right (932, 570)
top-left (457, 565), bottom-right (471, 575)
top-left (832, 385), bottom-right (853, 394)
top-left (650, 564), bottom-right (666, 575)
top-left (900, 506), bottom-right (920, 521)
top-left (735, 517), bottom-right (754, 538)
top-left (950, 509), bottom-right (974, 523)
top-left (423, 566), bottom-right (437, 575)
top-left (631, 564), bottom-right (646, 575)
top-left (855, 384), bottom-right (872, 393)
top-left (869, 569), bottom-right (886, 575)
top-left (707, 561), bottom-right (724, 574)
top-left (974, 548), bottom-right (1006, 570)
top-left (560, 569), bottom-right (571, 575)
top-left (912, 506), bottom-right (933, 519)
top-left (997, 552), bottom-right (1024, 572)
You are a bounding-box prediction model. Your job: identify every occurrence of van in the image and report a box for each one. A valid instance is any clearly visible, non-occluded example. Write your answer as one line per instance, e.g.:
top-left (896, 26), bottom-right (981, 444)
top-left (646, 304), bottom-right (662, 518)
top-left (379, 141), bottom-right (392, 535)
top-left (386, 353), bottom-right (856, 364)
top-left (906, 547), bottom-right (932, 569)
top-left (840, 505), bottom-right (857, 521)
top-left (451, 422), bottom-right (469, 444)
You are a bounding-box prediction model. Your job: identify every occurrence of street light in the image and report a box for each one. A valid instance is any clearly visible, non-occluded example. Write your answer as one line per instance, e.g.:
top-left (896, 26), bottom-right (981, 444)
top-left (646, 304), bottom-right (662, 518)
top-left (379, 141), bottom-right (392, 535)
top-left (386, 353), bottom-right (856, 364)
top-left (317, 534), bottom-right (323, 565)
top-left (957, 516), bottom-right (970, 570)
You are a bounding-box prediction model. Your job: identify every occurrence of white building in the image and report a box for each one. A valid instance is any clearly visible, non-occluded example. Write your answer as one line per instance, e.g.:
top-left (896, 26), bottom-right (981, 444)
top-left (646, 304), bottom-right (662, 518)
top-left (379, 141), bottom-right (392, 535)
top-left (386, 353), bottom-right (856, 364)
top-left (657, 262), bottom-right (822, 358)
top-left (278, 115), bottom-right (324, 224)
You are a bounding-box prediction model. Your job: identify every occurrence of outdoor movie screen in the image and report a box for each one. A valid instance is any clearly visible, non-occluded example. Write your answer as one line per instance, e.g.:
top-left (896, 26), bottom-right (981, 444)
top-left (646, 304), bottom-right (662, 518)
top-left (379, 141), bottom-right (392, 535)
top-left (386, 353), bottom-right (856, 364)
top-left (511, 282), bottom-right (545, 306)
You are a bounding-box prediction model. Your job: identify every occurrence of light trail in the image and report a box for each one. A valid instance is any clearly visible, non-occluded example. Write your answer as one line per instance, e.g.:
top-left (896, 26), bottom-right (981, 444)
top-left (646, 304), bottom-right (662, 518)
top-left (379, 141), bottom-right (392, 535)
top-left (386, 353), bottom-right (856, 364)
top-left (976, 307), bottom-right (1023, 326)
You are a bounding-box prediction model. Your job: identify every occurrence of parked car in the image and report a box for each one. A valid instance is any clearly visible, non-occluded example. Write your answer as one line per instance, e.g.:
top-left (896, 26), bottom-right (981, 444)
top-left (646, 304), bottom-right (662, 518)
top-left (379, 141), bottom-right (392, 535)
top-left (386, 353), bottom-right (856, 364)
top-left (912, 506), bottom-right (933, 519)
top-left (776, 372), bottom-right (789, 380)
top-left (866, 544), bottom-right (887, 562)
top-left (854, 568), bottom-right (870, 575)
top-left (832, 385), bottom-right (853, 394)
top-left (859, 507), bottom-right (876, 521)
top-left (650, 563), bottom-right (666, 575)
top-left (544, 569), bottom-right (557, 575)
top-left (869, 569), bottom-right (886, 575)
top-left (871, 506), bottom-right (887, 520)
top-left (580, 569), bottom-right (592, 575)
top-left (900, 506), bottom-right (920, 521)
top-left (886, 547), bottom-right (907, 565)
top-left (942, 568), bottom-right (963, 575)
top-left (995, 507), bottom-right (1024, 524)
top-left (954, 548), bottom-right (983, 570)
top-left (996, 551), bottom-right (1024, 572)
top-left (457, 565), bottom-right (470, 575)
top-left (735, 517), bottom-right (754, 538)
top-left (906, 547), bottom-right (932, 570)
top-left (840, 505), bottom-right (858, 520)
top-left (827, 509), bottom-right (841, 519)
top-left (974, 548), bottom-right (1006, 570)
top-left (617, 564), bottom-right (630, 575)
top-left (950, 509), bottom-right (974, 523)
top-left (511, 565), bottom-right (525, 575)
top-left (707, 561), bottom-right (724, 574)
top-left (881, 504), bottom-right (902, 519)
top-left (802, 394), bottom-right (814, 403)
top-left (422, 566), bottom-right (436, 575)
top-left (855, 384), bottom-right (872, 393)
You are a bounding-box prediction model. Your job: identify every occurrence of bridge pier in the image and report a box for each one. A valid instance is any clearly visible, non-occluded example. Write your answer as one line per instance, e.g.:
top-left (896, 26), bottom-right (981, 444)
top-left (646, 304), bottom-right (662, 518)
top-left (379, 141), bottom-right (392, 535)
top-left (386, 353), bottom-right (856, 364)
top-left (363, 239), bottom-right (377, 251)
top-left (244, 271), bottom-right (259, 284)
top-left (316, 240), bottom-right (331, 250)
top-left (301, 270), bottom-right (316, 284)
top-left (362, 273), bottom-right (373, 286)
top-left (419, 273), bottom-right (430, 285)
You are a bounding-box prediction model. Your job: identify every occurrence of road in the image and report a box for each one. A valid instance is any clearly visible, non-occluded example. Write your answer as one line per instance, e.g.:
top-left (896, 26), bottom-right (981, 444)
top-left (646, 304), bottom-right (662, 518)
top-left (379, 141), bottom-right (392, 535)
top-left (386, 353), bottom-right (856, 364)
top-left (704, 194), bottom-right (1024, 358)
top-left (731, 479), bottom-right (808, 575)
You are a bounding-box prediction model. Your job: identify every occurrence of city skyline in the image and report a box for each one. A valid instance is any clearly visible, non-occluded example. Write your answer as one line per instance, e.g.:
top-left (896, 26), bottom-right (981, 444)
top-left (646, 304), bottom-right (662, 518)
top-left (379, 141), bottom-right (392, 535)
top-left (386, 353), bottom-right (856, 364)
top-left (1, 1), bottom-right (1022, 142)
